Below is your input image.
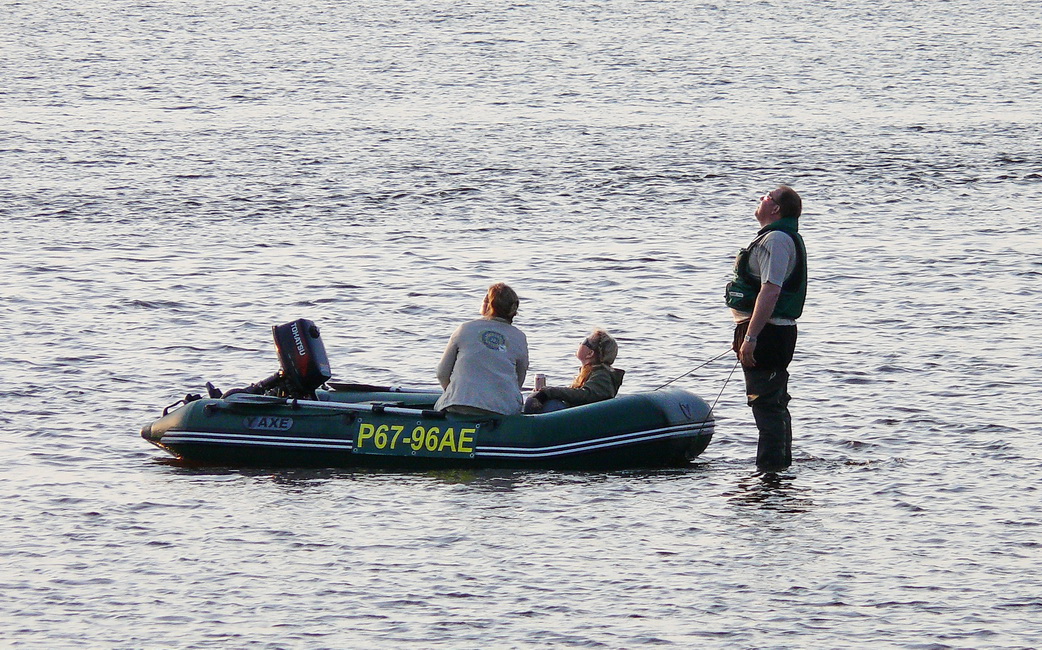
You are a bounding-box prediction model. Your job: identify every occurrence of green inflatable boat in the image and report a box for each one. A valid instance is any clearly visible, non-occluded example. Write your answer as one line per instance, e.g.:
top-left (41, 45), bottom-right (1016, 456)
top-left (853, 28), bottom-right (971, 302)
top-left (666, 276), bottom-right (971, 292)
top-left (141, 320), bottom-right (714, 470)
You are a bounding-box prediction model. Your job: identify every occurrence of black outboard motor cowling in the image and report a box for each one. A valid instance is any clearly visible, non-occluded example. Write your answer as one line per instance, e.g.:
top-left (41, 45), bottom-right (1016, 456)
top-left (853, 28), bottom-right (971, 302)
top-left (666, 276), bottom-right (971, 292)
top-left (271, 318), bottom-right (332, 398)
top-left (211, 318), bottom-right (333, 400)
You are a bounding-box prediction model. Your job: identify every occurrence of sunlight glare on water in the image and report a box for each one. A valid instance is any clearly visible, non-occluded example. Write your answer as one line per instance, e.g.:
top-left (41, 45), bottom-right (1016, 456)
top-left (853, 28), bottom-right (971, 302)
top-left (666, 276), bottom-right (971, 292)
top-left (2, 0), bottom-right (1041, 646)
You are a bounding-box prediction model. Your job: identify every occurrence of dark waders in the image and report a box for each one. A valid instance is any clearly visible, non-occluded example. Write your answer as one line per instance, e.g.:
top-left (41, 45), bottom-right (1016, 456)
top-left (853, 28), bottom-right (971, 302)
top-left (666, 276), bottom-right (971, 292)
top-left (733, 322), bottom-right (798, 472)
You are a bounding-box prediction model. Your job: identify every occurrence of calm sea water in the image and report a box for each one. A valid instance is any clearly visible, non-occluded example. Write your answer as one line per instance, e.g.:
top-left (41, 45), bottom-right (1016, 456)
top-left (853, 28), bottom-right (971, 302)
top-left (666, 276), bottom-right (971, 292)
top-left (3, 0), bottom-right (1041, 646)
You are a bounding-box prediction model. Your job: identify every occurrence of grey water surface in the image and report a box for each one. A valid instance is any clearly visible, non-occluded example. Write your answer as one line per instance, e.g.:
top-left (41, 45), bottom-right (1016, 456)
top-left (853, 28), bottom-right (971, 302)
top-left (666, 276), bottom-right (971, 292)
top-left (2, 0), bottom-right (1041, 647)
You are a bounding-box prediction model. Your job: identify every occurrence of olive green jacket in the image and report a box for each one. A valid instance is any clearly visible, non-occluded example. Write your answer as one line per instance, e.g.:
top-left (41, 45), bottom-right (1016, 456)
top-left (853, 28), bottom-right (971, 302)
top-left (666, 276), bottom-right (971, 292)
top-left (540, 364), bottom-right (625, 406)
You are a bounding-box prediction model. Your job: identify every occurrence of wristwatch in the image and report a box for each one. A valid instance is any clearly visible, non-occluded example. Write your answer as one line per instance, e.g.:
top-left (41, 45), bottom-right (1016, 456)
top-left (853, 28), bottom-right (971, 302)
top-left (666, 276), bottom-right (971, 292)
top-left (744, 334), bottom-right (757, 343)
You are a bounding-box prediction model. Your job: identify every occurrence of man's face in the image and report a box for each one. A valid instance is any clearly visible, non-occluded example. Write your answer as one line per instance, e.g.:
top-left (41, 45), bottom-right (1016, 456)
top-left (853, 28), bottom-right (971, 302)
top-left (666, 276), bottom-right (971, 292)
top-left (755, 190), bottom-right (780, 220)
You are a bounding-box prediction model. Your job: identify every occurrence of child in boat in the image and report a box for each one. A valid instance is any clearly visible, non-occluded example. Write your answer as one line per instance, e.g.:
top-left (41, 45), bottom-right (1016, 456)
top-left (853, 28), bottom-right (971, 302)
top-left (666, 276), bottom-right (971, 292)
top-left (523, 329), bottom-right (625, 413)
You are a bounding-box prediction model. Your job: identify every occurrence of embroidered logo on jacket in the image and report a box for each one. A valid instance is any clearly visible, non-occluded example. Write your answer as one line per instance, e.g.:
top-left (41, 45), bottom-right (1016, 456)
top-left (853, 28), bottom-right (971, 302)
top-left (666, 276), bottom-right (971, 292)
top-left (480, 330), bottom-right (507, 351)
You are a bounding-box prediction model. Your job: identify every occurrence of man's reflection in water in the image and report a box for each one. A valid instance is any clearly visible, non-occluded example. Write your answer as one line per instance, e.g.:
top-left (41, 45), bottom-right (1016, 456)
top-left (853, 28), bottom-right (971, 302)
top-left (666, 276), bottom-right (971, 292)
top-left (728, 470), bottom-right (814, 512)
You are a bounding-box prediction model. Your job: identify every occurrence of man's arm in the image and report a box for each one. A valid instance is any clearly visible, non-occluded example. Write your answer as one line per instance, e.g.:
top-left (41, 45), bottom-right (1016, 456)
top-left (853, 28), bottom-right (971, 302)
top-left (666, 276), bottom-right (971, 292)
top-left (739, 282), bottom-right (781, 367)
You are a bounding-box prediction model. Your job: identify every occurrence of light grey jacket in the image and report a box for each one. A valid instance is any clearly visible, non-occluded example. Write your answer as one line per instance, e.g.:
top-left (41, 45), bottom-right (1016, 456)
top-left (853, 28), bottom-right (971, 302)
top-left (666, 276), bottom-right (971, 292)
top-left (434, 317), bottom-right (529, 415)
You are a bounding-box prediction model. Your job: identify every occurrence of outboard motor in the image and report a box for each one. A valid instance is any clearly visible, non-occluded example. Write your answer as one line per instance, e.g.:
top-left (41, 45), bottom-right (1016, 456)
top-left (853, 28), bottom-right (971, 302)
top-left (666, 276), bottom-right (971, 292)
top-left (211, 318), bottom-right (332, 400)
top-left (271, 318), bottom-right (332, 398)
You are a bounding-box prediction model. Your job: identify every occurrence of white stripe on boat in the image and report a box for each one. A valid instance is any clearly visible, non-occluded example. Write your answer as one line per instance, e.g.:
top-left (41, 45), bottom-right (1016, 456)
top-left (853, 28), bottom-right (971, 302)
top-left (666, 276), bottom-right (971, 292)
top-left (157, 421), bottom-right (713, 458)
top-left (160, 434), bottom-right (353, 450)
top-left (475, 424), bottom-right (715, 458)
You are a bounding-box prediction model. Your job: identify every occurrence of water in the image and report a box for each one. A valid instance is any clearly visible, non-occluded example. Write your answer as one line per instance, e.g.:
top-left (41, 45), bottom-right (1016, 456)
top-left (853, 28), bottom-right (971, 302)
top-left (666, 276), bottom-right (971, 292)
top-left (3, 0), bottom-right (1041, 646)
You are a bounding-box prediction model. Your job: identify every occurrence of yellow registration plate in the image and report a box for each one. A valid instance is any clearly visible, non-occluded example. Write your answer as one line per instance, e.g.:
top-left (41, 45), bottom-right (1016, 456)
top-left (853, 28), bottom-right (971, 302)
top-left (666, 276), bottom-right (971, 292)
top-left (352, 417), bottom-right (478, 458)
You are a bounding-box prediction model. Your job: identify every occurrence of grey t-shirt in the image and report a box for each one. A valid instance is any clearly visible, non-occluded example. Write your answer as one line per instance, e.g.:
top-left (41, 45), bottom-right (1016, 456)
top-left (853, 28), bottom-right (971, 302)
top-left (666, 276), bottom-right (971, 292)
top-left (434, 317), bottom-right (529, 415)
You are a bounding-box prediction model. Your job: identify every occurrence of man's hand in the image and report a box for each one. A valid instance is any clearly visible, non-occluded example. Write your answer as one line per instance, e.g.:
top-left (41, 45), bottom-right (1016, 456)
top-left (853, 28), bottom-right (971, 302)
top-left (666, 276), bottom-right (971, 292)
top-left (741, 282), bottom-right (781, 367)
top-left (740, 339), bottom-right (757, 367)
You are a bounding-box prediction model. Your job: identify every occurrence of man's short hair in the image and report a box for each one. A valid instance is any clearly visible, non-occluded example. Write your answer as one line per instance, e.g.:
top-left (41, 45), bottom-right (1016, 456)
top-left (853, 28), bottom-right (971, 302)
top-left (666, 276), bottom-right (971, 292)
top-left (775, 186), bottom-right (802, 220)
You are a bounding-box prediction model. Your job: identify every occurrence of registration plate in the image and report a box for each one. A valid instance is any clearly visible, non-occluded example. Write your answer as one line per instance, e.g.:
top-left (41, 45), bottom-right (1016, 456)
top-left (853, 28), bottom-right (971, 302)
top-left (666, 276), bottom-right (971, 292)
top-left (352, 417), bottom-right (479, 458)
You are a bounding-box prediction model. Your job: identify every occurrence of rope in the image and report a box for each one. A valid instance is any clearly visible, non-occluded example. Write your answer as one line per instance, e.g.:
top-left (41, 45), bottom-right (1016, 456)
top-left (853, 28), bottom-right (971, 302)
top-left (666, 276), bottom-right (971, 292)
top-left (707, 358), bottom-right (741, 418)
top-left (655, 348), bottom-right (740, 424)
top-left (653, 348), bottom-right (735, 390)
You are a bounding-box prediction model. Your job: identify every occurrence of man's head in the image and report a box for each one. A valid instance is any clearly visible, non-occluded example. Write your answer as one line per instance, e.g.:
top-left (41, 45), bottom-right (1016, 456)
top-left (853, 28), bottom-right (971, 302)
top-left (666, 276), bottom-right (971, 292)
top-left (756, 185), bottom-right (801, 223)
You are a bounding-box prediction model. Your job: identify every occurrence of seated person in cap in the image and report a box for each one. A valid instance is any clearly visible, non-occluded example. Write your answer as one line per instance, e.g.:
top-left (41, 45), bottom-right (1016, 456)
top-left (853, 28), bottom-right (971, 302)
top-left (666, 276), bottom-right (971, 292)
top-left (523, 328), bottom-right (624, 414)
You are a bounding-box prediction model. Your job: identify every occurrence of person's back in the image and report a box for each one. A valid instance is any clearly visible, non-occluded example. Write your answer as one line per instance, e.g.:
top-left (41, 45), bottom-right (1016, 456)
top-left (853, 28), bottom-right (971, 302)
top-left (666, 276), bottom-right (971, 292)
top-left (435, 317), bottom-right (528, 415)
top-left (435, 283), bottom-right (529, 416)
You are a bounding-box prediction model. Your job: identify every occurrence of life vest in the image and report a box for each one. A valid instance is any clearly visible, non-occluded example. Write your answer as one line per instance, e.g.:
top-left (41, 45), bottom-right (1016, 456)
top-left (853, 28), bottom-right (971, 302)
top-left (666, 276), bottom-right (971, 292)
top-left (724, 217), bottom-right (807, 320)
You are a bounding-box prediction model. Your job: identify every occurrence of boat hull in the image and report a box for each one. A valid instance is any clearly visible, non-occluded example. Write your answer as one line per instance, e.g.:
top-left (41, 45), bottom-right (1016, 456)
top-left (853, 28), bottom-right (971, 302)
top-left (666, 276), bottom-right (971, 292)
top-left (142, 386), bottom-right (714, 470)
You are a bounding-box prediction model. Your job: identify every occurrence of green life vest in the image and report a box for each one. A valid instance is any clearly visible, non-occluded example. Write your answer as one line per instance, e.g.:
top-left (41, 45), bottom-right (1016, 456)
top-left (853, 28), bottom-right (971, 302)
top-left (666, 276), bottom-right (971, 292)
top-left (724, 217), bottom-right (807, 320)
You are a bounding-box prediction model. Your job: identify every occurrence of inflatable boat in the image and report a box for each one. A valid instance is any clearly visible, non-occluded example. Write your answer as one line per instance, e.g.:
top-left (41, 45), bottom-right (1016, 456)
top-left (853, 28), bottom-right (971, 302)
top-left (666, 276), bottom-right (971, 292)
top-left (141, 320), bottom-right (714, 470)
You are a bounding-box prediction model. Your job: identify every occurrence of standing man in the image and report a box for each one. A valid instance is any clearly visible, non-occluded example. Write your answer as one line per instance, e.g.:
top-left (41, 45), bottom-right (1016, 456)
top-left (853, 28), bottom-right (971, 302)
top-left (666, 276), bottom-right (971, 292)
top-left (725, 186), bottom-right (807, 472)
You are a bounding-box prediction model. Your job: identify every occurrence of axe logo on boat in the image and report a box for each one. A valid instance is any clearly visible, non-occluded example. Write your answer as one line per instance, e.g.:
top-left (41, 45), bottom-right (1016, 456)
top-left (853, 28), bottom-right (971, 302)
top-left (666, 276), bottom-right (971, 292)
top-left (244, 416), bottom-right (293, 431)
top-left (480, 330), bottom-right (507, 351)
